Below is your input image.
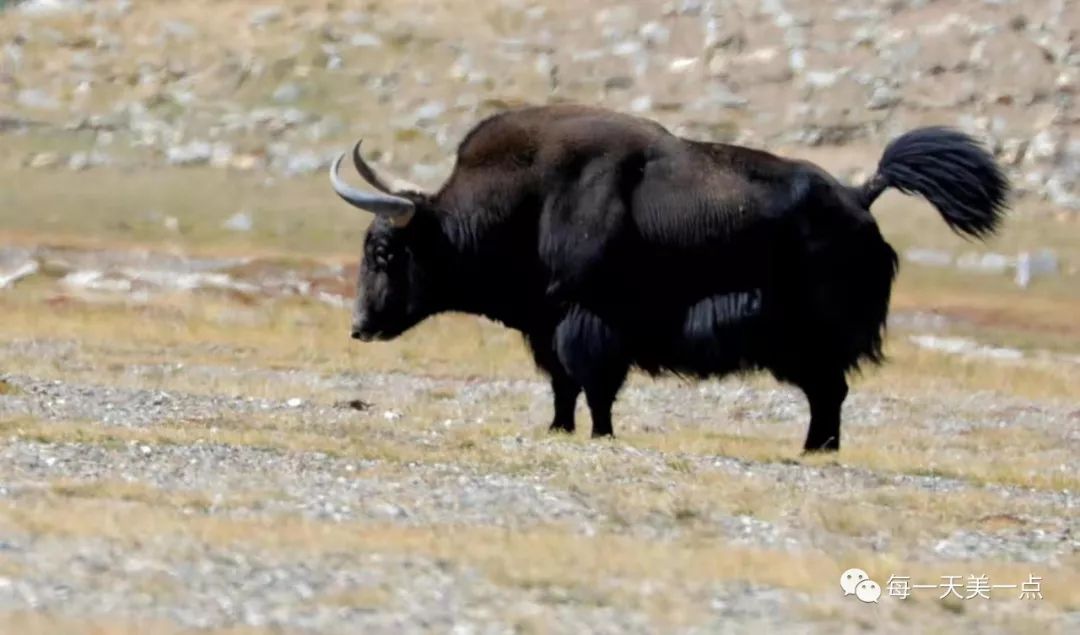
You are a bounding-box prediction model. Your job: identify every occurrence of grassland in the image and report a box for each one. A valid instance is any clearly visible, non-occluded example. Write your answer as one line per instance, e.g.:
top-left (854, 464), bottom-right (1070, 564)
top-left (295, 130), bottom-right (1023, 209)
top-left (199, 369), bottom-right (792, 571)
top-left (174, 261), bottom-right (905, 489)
top-left (2, 0), bottom-right (1079, 632)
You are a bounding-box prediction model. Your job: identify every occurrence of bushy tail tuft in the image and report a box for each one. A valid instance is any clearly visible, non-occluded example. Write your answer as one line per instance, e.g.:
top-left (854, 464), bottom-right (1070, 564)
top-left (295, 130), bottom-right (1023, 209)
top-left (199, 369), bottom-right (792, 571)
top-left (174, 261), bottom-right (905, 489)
top-left (857, 127), bottom-right (1010, 239)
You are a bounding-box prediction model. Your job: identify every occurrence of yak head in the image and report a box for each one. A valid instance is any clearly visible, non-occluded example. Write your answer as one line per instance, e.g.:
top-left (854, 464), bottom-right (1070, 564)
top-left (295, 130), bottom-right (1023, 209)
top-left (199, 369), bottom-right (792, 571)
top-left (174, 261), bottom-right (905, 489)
top-left (330, 141), bottom-right (441, 342)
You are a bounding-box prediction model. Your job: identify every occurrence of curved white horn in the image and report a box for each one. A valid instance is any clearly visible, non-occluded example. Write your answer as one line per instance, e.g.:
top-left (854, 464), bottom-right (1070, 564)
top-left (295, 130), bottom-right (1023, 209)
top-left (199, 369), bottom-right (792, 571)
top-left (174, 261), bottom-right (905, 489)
top-left (329, 151), bottom-right (415, 219)
top-left (351, 140), bottom-right (424, 195)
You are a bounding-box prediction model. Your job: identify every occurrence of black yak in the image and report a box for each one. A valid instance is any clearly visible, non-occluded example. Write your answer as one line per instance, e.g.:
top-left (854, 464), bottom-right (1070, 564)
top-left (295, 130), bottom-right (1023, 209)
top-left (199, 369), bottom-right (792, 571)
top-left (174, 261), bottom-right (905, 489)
top-left (329, 104), bottom-right (1009, 451)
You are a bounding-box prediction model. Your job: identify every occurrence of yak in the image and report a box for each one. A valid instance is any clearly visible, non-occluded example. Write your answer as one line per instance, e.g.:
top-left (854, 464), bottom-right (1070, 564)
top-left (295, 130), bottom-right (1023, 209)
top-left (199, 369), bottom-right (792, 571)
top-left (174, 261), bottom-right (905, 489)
top-left (329, 104), bottom-right (1008, 452)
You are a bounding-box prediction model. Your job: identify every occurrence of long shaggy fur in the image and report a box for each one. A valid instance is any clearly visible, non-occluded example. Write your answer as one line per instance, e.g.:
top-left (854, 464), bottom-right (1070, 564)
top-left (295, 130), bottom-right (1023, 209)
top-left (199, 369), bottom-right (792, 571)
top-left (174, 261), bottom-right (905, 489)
top-left (860, 127), bottom-right (1010, 238)
top-left (345, 104), bottom-right (1012, 448)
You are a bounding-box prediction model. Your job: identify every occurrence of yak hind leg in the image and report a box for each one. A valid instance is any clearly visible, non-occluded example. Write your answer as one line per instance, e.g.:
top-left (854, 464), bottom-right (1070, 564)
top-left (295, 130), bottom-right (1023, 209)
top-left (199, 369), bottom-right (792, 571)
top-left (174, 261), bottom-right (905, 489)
top-left (796, 370), bottom-right (848, 453)
top-left (554, 307), bottom-right (629, 439)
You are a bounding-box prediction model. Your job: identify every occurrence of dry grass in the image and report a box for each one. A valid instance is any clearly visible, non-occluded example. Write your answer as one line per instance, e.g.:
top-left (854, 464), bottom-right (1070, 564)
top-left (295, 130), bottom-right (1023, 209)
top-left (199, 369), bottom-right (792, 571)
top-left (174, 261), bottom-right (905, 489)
top-left (0, 612), bottom-right (272, 635)
top-left (2, 1), bottom-right (1078, 631)
top-left (1, 495), bottom-right (1078, 629)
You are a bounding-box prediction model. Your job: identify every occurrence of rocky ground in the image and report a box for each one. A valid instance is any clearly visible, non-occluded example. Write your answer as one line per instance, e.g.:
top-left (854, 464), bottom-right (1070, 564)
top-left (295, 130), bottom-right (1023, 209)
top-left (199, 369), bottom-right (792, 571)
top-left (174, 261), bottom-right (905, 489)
top-left (0, 0), bottom-right (1077, 207)
top-left (0, 243), bottom-right (1078, 633)
top-left (1, 0), bottom-right (1079, 633)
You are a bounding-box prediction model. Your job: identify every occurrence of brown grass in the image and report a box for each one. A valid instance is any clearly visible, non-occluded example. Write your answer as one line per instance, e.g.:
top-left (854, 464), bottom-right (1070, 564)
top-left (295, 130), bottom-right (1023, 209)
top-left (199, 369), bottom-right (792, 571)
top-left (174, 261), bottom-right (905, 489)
top-left (2, 496), bottom-right (1078, 624)
top-left (0, 612), bottom-right (271, 635)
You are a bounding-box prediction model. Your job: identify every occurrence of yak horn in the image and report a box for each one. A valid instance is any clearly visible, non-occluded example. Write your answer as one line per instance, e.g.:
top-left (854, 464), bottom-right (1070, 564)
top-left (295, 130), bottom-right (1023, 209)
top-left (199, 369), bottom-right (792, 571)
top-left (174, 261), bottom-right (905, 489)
top-left (351, 140), bottom-right (424, 195)
top-left (329, 151), bottom-right (415, 221)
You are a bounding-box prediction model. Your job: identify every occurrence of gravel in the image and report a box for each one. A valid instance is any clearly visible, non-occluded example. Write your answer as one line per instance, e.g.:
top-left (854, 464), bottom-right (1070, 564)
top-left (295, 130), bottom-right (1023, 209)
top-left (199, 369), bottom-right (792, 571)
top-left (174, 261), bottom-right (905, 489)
top-left (0, 329), bottom-right (1077, 632)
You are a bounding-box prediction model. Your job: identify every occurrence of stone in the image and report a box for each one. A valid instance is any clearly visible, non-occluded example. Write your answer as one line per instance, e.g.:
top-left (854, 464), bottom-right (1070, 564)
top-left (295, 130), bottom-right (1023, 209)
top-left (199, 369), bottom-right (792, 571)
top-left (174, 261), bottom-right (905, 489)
top-left (669, 57), bottom-right (698, 73)
top-left (348, 33), bottom-right (382, 48)
top-left (866, 85), bottom-right (901, 110)
top-left (67, 152), bottom-right (90, 171)
top-left (161, 20), bottom-right (197, 40)
top-left (1045, 177), bottom-right (1080, 210)
top-left (1014, 249), bottom-right (1058, 288)
top-left (639, 22), bottom-right (670, 48)
top-left (955, 252), bottom-right (1011, 275)
top-left (27, 153), bottom-right (61, 169)
top-left (630, 95), bottom-right (653, 113)
top-left (905, 248), bottom-right (953, 268)
top-left (167, 141), bottom-right (213, 166)
top-left (803, 71), bottom-right (840, 89)
top-left (0, 249), bottom-right (39, 289)
top-left (412, 101), bottom-right (446, 126)
top-left (229, 154), bottom-right (262, 171)
top-left (16, 89), bottom-right (59, 110)
top-left (282, 151), bottom-right (324, 176)
top-left (248, 7), bottom-right (284, 28)
top-left (17, 0), bottom-right (85, 16)
top-left (209, 143), bottom-right (233, 169)
top-left (223, 211), bottom-right (253, 233)
top-left (272, 82), bottom-right (304, 104)
top-left (1027, 130), bottom-right (1062, 163)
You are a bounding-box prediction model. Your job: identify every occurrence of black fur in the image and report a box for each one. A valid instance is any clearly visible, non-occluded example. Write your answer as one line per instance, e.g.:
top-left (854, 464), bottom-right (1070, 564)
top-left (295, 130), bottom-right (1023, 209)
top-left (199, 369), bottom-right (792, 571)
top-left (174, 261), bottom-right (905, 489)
top-left (858, 126), bottom-right (1010, 238)
top-left (344, 105), bottom-right (1009, 452)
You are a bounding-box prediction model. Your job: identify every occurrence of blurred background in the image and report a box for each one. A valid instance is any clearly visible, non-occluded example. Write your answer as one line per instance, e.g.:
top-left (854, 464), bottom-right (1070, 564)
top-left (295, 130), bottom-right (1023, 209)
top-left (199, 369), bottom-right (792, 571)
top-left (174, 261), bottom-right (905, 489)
top-left (0, 1), bottom-right (1078, 634)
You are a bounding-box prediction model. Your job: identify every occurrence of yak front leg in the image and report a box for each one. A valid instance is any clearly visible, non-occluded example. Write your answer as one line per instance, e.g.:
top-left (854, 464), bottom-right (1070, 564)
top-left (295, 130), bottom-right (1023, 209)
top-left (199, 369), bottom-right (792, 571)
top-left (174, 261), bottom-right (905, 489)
top-left (554, 307), bottom-right (629, 438)
top-left (527, 329), bottom-right (582, 434)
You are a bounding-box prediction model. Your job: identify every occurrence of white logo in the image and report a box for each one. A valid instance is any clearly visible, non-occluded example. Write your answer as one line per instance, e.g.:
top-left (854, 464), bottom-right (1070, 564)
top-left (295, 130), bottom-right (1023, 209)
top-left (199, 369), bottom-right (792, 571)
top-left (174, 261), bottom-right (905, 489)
top-left (840, 568), bottom-right (869, 596)
top-left (841, 569), bottom-right (880, 604)
top-left (855, 579), bottom-right (882, 603)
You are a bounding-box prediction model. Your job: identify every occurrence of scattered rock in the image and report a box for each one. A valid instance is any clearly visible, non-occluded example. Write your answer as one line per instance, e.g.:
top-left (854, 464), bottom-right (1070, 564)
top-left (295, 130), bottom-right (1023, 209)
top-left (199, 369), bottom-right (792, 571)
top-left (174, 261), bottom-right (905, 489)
top-left (348, 32), bottom-right (383, 48)
top-left (1014, 249), bottom-right (1059, 288)
top-left (866, 85), bottom-right (901, 110)
top-left (280, 150), bottom-right (326, 177)
top-left (908, 335), bottom-right (1024, 362)
top-left (16, 0), bottom-right (85, 16)
top-left (0, 0), bottom-right (1077, 212)
top-left (166, 141), bottom-right (213, 166)
top-left (630, 95), bottom-right (653, 113)
top-left (955, 252), bottom-right (1011, 275)
top-left (0, 252), bottom-right (39, 290)
top-left (222, 211), bottom-right (253, 233)
top-left (26, 152), bottom-right (61, 169)
top-left (638, 22), bottom-right (670, 48)
top-left (16, 89), bottom-right (59, 111)
top-left (905, 248), bottom-right (953, 268)
top-left (248, 7), bottom-right (284, 28)
top-left (272, 82), bottom-right (304, 104)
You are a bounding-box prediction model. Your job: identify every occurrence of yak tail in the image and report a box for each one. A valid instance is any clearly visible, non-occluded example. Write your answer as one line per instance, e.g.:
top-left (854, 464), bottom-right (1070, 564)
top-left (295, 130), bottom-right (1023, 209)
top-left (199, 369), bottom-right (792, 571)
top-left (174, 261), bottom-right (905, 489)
top-left (855, 127), bottom-right (1010, 239)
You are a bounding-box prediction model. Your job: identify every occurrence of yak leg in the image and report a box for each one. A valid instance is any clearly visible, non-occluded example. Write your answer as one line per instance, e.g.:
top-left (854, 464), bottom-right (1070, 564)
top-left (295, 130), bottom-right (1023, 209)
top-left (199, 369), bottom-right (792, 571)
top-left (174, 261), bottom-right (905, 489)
top-left (798, 371), bottom-right (848, 452)
top-left (581, 368), bottom-right (627, 438)
top-left (554, 307), bottom-right (628, 438)
top-left (529, 340), bottom-right (581, 434)
top-left (549, 369), bottom-right (581, 434)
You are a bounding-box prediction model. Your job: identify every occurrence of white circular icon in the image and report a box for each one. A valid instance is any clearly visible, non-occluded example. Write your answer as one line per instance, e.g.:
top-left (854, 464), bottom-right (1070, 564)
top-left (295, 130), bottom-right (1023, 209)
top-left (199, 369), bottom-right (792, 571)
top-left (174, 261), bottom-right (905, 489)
top-left (855, 579), bottom-right (882, 603)
top-left (840, 568), bottom-right (869, 595)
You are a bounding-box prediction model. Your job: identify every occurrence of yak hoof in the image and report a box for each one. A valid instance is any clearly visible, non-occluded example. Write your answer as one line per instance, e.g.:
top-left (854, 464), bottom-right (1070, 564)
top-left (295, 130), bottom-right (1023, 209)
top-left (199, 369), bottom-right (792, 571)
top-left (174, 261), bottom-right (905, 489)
top-left (548, 422), bottom-right (575, 435)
